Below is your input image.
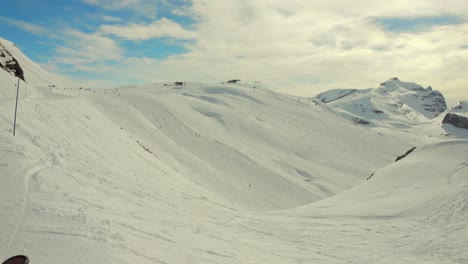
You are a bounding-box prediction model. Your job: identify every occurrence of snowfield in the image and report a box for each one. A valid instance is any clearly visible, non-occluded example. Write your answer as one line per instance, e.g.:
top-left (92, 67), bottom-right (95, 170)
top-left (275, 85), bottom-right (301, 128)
top-left (1, 37), bottom-right (468, 264)
top-left (314, 77), bottom-right (447, 128)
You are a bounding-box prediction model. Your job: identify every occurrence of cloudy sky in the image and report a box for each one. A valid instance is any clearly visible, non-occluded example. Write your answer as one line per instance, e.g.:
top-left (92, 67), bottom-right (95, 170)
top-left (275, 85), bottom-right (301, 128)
top-left (0, 0), bottom-right (467, 104)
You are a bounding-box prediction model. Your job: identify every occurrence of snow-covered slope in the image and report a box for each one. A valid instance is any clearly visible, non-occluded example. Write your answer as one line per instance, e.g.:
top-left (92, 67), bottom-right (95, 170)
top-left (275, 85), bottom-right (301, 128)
top-left (448, 100), bottom-right (468, 118)
top-left (0, 37), bottom-right (73, 98)
top-left (240, 140), bottom-right (468, 263)
top-left (2, 81), bottom-right (466, 264)
top-left (314, 77), bottom-right (447, 128)
top-left (1, 40), bottom-right (467, 264)
top-left (1, 83), bottom-right (409, 211)
top-left (298, 140), bottom-right (468, 216)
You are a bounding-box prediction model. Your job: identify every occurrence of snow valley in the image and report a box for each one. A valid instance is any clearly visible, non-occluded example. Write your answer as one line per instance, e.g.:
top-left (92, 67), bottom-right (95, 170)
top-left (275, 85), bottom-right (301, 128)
top-left (1, 36), bottom-right (468, 264)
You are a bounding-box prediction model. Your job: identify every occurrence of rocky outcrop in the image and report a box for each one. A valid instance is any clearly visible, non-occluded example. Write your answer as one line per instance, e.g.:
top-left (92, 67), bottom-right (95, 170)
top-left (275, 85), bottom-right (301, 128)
top-left (442, 113), bottom-right (468, 130)
top-left (0, 42), bottom-right (25, 81)
top-left (420, 90), bottom-right (447, 117)
top-left (395, 147), bottom-right (416, 162)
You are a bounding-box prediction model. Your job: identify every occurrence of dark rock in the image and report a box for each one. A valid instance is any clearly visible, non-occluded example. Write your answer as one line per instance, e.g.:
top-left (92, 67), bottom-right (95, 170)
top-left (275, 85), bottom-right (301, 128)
top-left (410, 86), bottom-right (425, 91)
top-left (442, 113), bottom-right (468, 129)
top-left (367, 173), bottom-right (375, 180)
top-left (0, 43), bottom-right (25, 81)
top-left (6, 58), bottom-right (24, 81)
top-left (420, 90), bottom-right (447, 117)
top-left (352, 117), bottom-right (370, 125)
top-left (395, 147), bottom-right (416, 162)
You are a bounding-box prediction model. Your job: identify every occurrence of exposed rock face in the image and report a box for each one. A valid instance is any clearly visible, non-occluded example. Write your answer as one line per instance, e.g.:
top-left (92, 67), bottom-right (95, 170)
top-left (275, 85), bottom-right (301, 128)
top-left (0, 42), bottom-right (25, 81)
top-left (421, 90), bottom-right (447, 117)
top-left (442, 113), bottom-right (468, 130)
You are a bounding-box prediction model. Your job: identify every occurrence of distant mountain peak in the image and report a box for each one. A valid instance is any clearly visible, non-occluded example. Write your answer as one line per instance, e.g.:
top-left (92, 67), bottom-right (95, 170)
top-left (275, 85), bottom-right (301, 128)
top-left (441, 100), bottom-right (468, 130)
top-left (451, 100), bottom-right (468, 114)
top-left (378, 77), bottom-right (432, 93)
top-left (314, 78), bottom-right (447, 128)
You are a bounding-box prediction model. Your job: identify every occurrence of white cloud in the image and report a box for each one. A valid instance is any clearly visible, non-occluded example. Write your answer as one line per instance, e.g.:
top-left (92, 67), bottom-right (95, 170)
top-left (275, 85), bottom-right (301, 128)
top-left (33, 0), bottom-right (468, 105)
top-left (85, 13), bottom-right (122, 22)
top-left (84, 0), bottom-right (143, 9)
top-left (83, 0), bottom-right (160, 17)
top-left (0, 17), bottom-right (49, 35)
top-left (140, 0), bottom-right (467, 104)
top-left (46, 29), bottom-right (124, 74)
top-left (101, 15), bottom-right (122, 22)
top-left (100, 18), bottom-right (195, 40)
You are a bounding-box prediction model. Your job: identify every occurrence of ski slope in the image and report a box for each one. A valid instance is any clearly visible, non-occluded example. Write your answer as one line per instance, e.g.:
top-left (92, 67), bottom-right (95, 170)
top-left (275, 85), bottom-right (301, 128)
top-left (1, 82), bottom-right (467, 264)
top-left (1, 37), bottom-right (468, 263)
top-left (238, 140), bottom-right (468, 263)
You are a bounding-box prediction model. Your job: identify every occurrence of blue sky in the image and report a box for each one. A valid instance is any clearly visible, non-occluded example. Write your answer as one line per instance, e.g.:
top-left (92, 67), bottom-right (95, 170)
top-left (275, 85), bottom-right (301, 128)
top-left (377, 16), bottom-right (465, 32)
top-left (0, 0), bottom-right (193, 76)
top-left (1, 0), bottom-right (467, 103)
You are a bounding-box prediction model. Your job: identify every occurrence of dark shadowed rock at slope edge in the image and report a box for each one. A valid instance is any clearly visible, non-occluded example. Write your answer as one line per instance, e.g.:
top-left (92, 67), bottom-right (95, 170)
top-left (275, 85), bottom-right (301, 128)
top-left (0, 43), bottom-right (25, 81)
top-left (395, 147), bottom-right (416, 162)
top-left (442, 113), bottom-right (468, 130)
top-left (351, 117), bottom-right (370, 125)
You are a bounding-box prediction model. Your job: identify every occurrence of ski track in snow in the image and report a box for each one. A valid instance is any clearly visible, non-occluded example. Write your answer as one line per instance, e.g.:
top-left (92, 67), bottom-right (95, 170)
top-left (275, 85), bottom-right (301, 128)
top-left (5, 166), bottom-right (45, 253)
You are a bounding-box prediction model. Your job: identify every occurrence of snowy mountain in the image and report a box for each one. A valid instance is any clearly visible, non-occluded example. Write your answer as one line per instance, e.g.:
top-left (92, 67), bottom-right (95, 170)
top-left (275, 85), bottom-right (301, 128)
top-left (449, 100), bottom-right (468, 117)
top-left (1, 37), bottom-right (468, 264)
top-left (314, 77), bottom-right (447, 128)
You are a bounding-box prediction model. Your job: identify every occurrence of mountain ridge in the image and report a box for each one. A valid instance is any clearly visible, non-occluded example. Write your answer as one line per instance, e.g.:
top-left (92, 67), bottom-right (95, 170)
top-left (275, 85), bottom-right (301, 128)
top-left (313, 77), bottom-right (455, 130)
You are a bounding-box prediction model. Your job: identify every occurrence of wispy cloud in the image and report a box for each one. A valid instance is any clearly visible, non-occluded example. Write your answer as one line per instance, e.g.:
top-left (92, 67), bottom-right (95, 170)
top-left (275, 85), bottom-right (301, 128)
top-left (35, 28), bottom-right (125, 76)
top-left (0, 17), bottom-right (49, 35)
top-left (100, 18), bottom-right (195, 40)
top-left (55, 30), bottom-right (123, 64)
top-left (102, 15), bottom-right (122, 22)
top-left (83, 0), bottom-right (160, 17)
top-left (85, 13), bottom-right (122, 22)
